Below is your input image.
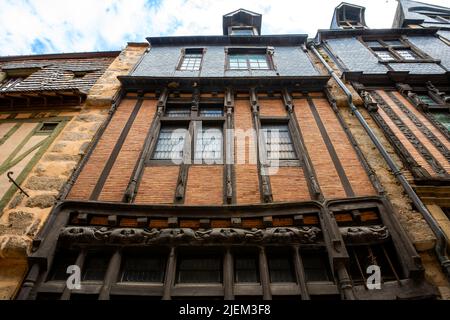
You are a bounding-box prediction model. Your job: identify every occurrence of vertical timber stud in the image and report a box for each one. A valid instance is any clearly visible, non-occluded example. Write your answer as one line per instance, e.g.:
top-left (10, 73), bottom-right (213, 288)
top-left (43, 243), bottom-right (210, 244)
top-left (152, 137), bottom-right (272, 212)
top-left (99, 249), bottom-right (122, 300)
top-left (124, 88), bottom-right (168, 202)
top-left (61, 249), bottom-right (87, 300)
top-left (319, 207), bottom-right (354, 300)
top-left (16, 263), bottom-right (40, 300)
top-left (292, 246), bottom-right (310, 300)
top-left (250, 88), bottom-right (273, 203)
top-left (282, 89), bottom-right (322, 200)
top-left (224, 88), bottom-right (235, 204)
top-left (162, 247), bottom-right (176, 300)
top-left (174, 89), bottom-right (197, 203)
top-left (224, 247), bottom-right (234, 300)
top-left (258, 246), bottom-right (272, 300)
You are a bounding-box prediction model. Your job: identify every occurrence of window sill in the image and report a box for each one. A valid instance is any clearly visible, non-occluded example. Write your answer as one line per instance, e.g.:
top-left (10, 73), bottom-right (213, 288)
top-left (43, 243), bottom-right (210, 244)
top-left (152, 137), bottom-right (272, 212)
top-left (378, 59), bottom-right (441, 64)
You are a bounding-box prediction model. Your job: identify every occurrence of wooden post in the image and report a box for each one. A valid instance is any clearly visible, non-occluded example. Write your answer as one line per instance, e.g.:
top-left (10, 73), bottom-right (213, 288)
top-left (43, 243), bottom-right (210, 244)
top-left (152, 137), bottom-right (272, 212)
top-left (259, 246), bottom-right (272, 300)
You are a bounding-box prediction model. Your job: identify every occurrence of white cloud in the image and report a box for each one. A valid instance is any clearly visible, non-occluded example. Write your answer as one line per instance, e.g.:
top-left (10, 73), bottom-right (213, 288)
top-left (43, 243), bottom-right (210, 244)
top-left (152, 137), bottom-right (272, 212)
top-left (0, 0), bottom-right (449, 56)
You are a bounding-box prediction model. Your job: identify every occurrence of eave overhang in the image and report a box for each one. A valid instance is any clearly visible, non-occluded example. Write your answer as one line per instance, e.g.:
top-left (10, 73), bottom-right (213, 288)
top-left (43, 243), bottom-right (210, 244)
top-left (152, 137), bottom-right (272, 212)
top-left (343, 70), bottom-right (450, 87)
top-left (118, 75), bottom-right (331, 92)
top-left (316, 27), bottom-right (439, 42)
top-left (146, 35), bottom-right (309, 47)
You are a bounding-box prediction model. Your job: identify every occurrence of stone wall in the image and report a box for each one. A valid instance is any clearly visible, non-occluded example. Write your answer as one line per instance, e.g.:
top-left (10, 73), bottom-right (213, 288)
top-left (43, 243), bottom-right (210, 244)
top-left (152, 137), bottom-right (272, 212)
top-left (0, 44), bottom-right (148, 299)
top-left (86, 43), bottom-right (149, 108)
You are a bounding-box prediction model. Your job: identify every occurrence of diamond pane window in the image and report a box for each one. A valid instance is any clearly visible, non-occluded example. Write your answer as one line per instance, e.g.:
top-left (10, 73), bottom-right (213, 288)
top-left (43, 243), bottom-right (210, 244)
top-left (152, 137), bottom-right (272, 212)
top-left (165, 106), bottom-right (191, 117)
top-left (152, 126), bottom-right (187, 160)
top-left (375, 50), bottom-right (395, 61)
top-left (120, 254), bottom-right (166, 283)
top-left (194, 125), bottom-right (223, 162)
top-left (82, 254), bottom-right (110, 281)
top-left (235, 255), bottom-right (259, 283)
top-left (301, 251), bottom-right (332, 282)
top-left (177, 255), bottom-right (222, 283)
top-left (199, 106), bottom-right (223, 117)
top-left (268, 254), bottom-right (296, 283)
top-left (261, 124), bottom-right (296, 160)
top-left (396, 49), bottom-right (417, 61)
top-left (179, 49), bottom-right (203, 71)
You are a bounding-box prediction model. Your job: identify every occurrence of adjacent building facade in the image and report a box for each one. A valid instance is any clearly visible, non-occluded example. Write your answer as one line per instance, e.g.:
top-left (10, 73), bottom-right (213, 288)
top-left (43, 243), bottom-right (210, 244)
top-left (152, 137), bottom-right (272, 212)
top-left (12, 5), bottom-right (450, 300)
top-left (316, 0), bottom-right (450, 297)
top-left (0, 44), bottom-right (148, 299)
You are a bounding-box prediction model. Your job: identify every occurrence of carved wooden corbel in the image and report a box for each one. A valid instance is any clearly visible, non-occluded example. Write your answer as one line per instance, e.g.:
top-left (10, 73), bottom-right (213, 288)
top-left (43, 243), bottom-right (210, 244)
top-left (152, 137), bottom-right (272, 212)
top-left (360, 90), bottom-right (378, 112)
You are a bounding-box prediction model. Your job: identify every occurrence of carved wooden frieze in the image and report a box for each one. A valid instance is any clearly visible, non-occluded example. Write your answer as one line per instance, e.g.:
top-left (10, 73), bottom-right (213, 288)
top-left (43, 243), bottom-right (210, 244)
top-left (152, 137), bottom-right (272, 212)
top-left (386, 91), bottom-right (450, 164)
top-left (371, 91), bottom-right (446, 177)
top-left (58, 226), bottom-right (322, 245)
top-left (340, 225), bottom-right (389, 245)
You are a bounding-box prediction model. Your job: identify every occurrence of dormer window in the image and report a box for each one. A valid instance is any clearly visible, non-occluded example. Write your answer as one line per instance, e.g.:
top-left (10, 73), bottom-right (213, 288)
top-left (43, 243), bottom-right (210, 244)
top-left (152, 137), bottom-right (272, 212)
top-left (230, 26), bottom-right (256, 36)
top-left (332, 3), bottom-right (367, 30)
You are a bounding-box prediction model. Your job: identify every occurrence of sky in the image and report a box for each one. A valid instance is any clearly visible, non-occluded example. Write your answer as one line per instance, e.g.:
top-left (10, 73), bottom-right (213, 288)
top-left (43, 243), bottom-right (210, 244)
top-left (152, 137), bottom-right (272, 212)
top-left (0, 0), bottom-right (449, 56)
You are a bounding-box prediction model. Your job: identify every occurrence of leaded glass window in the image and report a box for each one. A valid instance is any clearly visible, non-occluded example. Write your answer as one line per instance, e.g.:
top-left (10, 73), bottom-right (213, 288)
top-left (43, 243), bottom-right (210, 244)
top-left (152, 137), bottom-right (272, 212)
top-left (261, 124), bottom-right (297, 160)
top-left (48, 251), bottom-right (78, 281)
top-left (120, 254), bottom-right (166, 283)
top-left (82, 254), bottom-right (110, 281)
top-left (176, 255), bottom-right (222, 283)
top-left (301, 251), bottom-right (332, 282)
top-left (267, 255), bottom-right (296, 283)
top-left (199, 106), bottom-right (223, 117)
top-left (235, 255), bottom-right (259, 283)
top-left (165, 106), bottom-right (191, 117)
top-left (194, 125), bottom-right (223, 162)
top-left (152, 126), bottom-right (187, 160)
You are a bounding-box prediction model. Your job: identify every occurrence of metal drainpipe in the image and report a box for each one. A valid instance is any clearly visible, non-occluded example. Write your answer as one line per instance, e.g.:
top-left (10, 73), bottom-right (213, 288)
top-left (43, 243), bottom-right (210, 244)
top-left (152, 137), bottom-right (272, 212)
top-left (308, 42), bottom-right (450, 279)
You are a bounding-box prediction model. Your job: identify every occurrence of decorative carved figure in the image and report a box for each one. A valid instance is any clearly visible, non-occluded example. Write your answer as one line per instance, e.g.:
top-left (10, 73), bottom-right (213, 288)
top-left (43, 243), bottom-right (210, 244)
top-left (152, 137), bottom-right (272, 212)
top-left (340, 225), bottom-right (389, 244)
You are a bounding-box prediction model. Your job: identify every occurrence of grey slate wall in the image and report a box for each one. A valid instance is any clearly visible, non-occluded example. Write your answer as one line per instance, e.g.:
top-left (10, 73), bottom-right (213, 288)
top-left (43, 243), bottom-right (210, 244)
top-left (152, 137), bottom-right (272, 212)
top-left (407, 36), bottom-right (450, 71)
top-left (131, 45), bottom-right (320, 78)
top-left (325, 38), bottom-right (388, 74)
top-left (325, 35), bottom-right (449, 75)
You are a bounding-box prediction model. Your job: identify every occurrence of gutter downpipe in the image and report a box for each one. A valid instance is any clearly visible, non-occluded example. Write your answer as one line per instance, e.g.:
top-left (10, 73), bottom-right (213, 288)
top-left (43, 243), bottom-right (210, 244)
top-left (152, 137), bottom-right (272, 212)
top-left (308, 42), bottom-right (450, 279)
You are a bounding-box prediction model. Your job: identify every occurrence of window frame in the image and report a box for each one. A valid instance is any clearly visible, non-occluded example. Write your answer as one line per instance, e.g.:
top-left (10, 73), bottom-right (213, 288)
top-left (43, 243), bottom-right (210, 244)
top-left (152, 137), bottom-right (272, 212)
top-left (259, 118), bottom-right (301, 167)
top-left (176, 48), bottom-right (205, 72)
top-left (360, 37), bottom-right (436, 63)
top-left (225, 48), bottom-right (274, 71)
top-left (148, 102), bottom-right (226, 165)
top-left (229, 26), bottom-right (257, 36)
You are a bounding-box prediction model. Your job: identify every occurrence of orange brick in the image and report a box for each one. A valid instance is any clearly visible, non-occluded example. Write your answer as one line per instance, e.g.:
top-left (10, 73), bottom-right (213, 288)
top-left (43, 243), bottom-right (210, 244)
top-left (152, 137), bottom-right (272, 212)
top-left (135, 166), bottom-right (179, 204)
top-left (68, 99), bottom-right (137, 200)
top-left (99, 100), bottom-right (157, 201)
top-left (185, 165), bottom-right (223, 205)
top-left (270, 167), bottom-right (311, 202)
top-left (234, 100), bottom-right (261, 204)
top-left (259, 99), bottom-right (287, 117)
top-left (313, 98), bottom-right (376, 196)
top-left (294, 99), bottom-right (346, 199)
